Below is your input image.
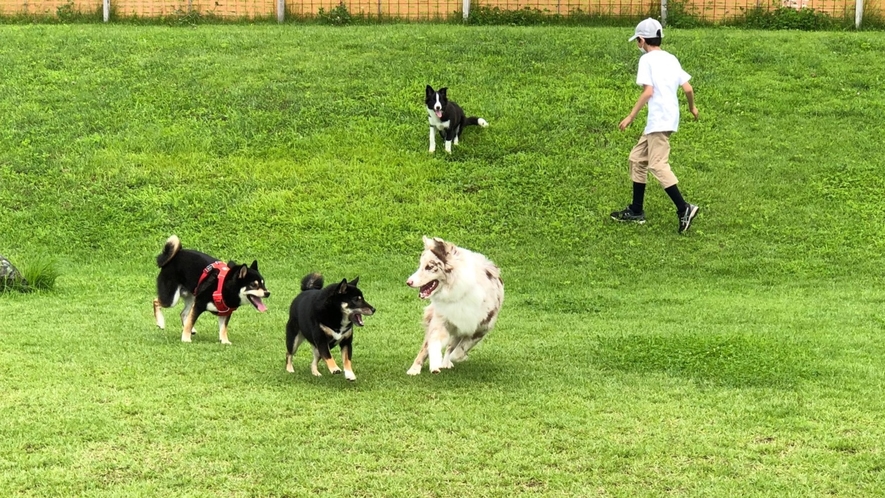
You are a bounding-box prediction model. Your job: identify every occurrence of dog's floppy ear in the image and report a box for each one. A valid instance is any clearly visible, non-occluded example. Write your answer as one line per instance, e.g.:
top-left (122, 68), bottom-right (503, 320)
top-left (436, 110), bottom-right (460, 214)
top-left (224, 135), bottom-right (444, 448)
top-left (350, 276), bottom-right (359, 287)
top-left (195, 269), bottom-right (219, 295)
top-left (250, 260), bottom-right (259, 272)
top-left (337, 278), bottom-right (349, 294)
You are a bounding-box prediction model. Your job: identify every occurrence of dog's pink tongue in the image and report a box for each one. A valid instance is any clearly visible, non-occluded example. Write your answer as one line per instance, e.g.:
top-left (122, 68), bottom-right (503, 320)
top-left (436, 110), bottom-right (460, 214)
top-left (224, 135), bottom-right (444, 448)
top-left (436, 110), bottom-right (443, 119)
top-left (251, 297), bottom-right (268, 312)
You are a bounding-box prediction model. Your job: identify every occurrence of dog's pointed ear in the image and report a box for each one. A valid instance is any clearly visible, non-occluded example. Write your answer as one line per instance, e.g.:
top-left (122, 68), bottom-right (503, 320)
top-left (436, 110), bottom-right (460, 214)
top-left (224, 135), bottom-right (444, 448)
top-left (428, 238), bottom-right (450, 265)
top-left (422, 236), bottom-right (435, 250)
top-left (438, 87), bottom-right (447, 98)
top-left (350, 276), bottom-right (359, 287)
top-left (426, 85), bottom-right (434, 96)
top-left (238, 265), bottom-right (248, 279)
top-left (250, 260), bottom-right (259, 272)
top-left (195, 269), bottom-right (219, 295)
top-left (337, 278), bottom-right (349, 294)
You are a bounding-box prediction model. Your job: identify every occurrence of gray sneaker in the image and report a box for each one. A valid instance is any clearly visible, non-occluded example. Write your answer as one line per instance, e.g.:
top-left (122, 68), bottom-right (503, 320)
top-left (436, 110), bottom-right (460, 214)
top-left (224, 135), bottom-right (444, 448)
top-left (678, 204), bottom-right (699, 233)
top-left (611, 207), bottom-right (646, 224)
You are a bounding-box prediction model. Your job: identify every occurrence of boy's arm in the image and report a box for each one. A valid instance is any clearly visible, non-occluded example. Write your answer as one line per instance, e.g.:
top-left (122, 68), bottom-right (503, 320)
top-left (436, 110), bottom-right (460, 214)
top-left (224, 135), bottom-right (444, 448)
top-left (682, 82), bottom-right (699, 121)
top-left (619, 85), bottom-right (654, 131)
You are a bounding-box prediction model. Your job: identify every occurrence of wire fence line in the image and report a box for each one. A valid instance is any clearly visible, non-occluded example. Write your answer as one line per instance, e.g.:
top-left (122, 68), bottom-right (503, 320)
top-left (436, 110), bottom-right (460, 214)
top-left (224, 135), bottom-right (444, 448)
top-left (0, 0), bottom-right (874, 22)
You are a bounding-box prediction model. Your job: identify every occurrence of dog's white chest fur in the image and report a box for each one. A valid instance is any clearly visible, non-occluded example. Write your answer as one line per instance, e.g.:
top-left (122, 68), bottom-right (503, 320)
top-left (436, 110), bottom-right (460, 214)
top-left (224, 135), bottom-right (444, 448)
top-left (431, 253), bottom-right (501, 335)
top-left (427, 109), bottom-right (450, 131)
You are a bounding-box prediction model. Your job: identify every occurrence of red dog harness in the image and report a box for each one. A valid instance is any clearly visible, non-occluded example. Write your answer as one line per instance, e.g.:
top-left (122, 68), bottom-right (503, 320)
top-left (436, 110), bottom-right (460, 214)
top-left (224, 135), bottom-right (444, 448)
top-left (195, 261), bottom-right (237, 317)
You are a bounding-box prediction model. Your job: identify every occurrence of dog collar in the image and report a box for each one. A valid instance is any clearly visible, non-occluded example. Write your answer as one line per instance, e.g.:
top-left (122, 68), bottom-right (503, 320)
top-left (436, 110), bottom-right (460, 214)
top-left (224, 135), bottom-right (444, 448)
top-left (195, 261), bottom-right (237, 317)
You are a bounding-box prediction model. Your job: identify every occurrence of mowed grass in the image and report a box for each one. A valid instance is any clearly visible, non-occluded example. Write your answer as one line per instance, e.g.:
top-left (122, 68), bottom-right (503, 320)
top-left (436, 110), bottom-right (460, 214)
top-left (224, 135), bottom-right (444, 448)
top-left (1, 24), bottom-right (884, 496)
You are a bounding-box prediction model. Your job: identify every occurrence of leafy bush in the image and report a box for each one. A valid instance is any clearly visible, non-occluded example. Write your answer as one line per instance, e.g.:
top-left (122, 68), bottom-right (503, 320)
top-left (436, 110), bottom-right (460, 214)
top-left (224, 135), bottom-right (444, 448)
top-left (317, 2), bottom-right (353, 25)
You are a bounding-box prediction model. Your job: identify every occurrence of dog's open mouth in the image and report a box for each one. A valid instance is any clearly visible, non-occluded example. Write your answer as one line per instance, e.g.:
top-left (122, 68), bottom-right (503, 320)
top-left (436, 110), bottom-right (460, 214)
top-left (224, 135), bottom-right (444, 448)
top-left (435, 110), bottom-right (443, 119)
top-left (248, 295), bottom-right (268, 312)
top-left (350, 308), bottom-right (374, 327)
top-left (419, 280), bottom-right (438, 299)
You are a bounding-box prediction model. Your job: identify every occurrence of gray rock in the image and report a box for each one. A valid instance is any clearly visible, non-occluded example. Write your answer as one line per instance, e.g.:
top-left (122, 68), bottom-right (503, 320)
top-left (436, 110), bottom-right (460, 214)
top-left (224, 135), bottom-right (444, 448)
top-left (0, 255), bottom-right (29, 292)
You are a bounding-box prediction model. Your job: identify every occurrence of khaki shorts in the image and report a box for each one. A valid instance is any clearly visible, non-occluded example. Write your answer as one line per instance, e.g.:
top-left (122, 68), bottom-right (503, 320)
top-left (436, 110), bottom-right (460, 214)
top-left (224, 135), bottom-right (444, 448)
top-left (628, 131), bottom-right (678, 188)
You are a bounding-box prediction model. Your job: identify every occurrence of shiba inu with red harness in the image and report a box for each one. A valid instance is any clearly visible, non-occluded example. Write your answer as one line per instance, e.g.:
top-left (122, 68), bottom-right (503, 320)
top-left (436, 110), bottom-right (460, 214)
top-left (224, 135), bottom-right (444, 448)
top-left (153, 235), bottom-right (270, 344)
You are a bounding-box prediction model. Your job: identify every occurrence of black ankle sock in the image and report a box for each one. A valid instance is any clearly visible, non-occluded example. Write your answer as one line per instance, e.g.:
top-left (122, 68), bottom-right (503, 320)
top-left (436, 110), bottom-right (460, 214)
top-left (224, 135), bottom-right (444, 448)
top-left (665, 185), bottom-right (688, 214)
top-left (630, 182), bottom-right (646, 213)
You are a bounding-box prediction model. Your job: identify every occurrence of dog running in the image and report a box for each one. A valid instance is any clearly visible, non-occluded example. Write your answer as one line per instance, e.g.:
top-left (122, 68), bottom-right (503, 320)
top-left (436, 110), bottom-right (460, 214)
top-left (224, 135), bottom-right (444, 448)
top-left (153, 235), bottom-right (270, 344)
top-left (406, 236), bottom-right (504, 374)
top-left (285, 273), bottom-right (375, 381)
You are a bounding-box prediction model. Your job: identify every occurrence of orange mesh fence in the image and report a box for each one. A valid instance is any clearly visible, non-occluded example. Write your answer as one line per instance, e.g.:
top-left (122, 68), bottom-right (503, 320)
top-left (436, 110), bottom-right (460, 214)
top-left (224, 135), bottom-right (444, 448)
top-left (0, 0), bottom-right (873, 21)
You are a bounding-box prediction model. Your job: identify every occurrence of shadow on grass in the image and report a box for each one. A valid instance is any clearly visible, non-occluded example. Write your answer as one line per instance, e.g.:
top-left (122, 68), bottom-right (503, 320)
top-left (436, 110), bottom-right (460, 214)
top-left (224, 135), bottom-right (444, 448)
top-left (588, 332), bottom-right (826, 389)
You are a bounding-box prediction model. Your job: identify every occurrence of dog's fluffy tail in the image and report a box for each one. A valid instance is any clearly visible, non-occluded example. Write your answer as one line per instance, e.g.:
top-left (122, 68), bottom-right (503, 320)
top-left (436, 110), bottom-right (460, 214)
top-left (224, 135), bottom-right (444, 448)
top-left (465, 117), bottom-right (489, 128)
top-left (156, 235), bottom-right (181, 268)
top-left (301, 273), bottom-right (324, 291)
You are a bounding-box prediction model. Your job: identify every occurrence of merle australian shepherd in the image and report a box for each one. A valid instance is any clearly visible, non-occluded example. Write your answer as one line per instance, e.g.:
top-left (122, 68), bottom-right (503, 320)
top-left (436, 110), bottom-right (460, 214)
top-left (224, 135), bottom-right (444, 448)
top-left (425, 85), bottom-right (488, 154)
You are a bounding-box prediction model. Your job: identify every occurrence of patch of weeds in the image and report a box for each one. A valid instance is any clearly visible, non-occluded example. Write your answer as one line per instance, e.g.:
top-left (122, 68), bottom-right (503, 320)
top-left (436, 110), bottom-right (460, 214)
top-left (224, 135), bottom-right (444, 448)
top-left (664, 0), bottom-right (711, 28)
top-left (317, 2), bottom-right (352, 25)
top-left (729, 5), bottom-right (841, 30)
top-left (20, 256), bottom-right (60, 292)
top-left (461, 6), bottom-right (552, 25)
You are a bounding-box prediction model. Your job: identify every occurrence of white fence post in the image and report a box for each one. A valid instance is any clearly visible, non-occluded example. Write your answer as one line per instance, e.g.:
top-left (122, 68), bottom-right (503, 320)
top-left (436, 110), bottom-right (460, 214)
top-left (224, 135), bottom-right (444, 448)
top-left (661, 0), bottom-right (668, 26)
top-left (855, 0), bottom-right (864, 28)
top-left (103, 0), bottom-right (109, 21)
top-left (463, 0), bottom-right (470, 20)
top-left (277, 0), bottom-right (284, 22)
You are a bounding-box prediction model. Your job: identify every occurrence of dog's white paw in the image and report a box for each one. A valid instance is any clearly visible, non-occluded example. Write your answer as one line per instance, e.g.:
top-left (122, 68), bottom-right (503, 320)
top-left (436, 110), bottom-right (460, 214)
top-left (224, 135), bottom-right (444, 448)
top-left (441, 359), bottom-right (454, 369)
top-left (221, 340), bottom-right (232, 345)
top-left (345, 370), bottom-right (356, 381)
top-left (407, 365), bottom-right (422, 376)
top-left (478, 118), bottom-right (489, 128)
top-left (429, 146), bottom-right (436, 153)
top-left (286, 364), bottom-right (295, 374)
top-left (444, 142), bottom-right (452, 154)
top-left (430, 368), bottom-right (441, 374)
top-left (330, 368), bottom-right (342, 375)
top-left (181, 333), bottom-right (192, 343)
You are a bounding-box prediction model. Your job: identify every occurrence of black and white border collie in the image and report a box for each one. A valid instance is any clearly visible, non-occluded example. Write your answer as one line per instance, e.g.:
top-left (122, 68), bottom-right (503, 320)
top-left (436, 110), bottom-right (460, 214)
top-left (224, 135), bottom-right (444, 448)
top-left (425, 85), bottom-right (488, 154)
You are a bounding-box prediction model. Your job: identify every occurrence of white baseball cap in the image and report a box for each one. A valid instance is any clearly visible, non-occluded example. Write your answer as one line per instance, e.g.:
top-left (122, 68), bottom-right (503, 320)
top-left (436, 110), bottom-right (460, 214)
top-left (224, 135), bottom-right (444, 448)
top-left (628, 18), bottom-right (664, 42)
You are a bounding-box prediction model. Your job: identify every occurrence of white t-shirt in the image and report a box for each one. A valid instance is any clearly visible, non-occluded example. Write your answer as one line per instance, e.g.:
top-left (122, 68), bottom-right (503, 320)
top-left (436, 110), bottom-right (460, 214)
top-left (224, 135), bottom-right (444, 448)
top-left (636, 50), bottom-right (691, 134)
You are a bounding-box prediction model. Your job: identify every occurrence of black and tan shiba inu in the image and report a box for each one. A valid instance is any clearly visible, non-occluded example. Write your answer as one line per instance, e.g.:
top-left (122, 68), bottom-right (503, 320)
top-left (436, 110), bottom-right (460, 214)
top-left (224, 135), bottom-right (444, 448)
top-left (285, 273), bottom-right (375, 381)
top-left (152, 235), bottom-right (269, 344)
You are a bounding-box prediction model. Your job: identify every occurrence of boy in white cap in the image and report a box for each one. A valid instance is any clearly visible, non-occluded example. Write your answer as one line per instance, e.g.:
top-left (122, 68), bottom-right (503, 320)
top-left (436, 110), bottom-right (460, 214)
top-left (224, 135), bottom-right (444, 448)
top-left (611, 18), bottom-right (700, 233)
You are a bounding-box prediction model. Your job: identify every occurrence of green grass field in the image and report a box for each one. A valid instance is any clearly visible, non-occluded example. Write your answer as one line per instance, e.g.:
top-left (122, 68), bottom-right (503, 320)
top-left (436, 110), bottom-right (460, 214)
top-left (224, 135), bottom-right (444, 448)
top-left (1, 24), bottom-right (884, 496)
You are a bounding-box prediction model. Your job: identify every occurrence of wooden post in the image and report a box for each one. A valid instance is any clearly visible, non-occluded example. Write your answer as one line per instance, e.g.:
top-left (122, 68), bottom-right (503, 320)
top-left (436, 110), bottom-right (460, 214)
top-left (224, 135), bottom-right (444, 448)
top-left (855, 0), bottom-right (864, 29)
top-left (277, 0), bottom-right (284, 22)
top-left (103, 0), bottom-right (109, 21)
top-left (462, 0), bottom-right (470, 20)
top-left (661, 0), bottom-right (668, 26)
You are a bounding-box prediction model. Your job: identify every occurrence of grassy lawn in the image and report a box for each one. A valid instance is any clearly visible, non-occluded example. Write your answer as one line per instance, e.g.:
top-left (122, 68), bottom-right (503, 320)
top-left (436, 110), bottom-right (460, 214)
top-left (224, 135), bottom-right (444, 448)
top-left (1, 24), bottom-right (884, 496)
